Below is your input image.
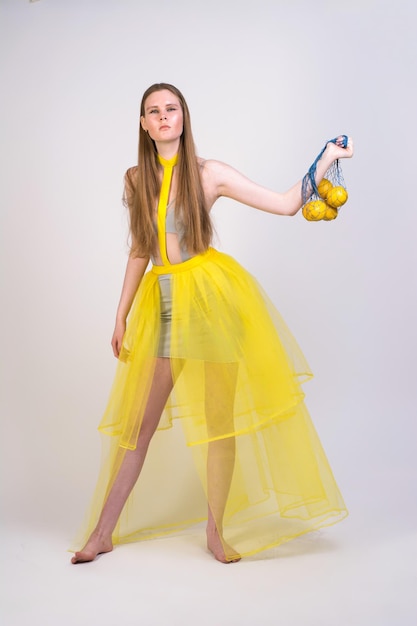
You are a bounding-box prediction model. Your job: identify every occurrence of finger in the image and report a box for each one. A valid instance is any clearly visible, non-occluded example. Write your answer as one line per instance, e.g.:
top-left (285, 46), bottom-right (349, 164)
top-left (333, 135), bottom-right (348, 148)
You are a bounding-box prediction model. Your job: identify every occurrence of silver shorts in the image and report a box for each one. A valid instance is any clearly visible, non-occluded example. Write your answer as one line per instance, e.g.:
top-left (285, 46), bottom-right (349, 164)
top-left (158, 275), bottom-right (172, 357)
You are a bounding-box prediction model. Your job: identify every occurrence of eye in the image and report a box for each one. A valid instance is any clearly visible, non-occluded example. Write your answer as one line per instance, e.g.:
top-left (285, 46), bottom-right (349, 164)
top-left (167, 107), bottom-right (177, 112)
top-left (149, 109), bottom-right (158, 114)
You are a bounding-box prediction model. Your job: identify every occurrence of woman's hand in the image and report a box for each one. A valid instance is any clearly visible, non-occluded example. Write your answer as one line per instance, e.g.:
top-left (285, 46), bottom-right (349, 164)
top-left (111, 319), bottom-right (126, 358)
top-left (324, 136), bottom-right (354, 161)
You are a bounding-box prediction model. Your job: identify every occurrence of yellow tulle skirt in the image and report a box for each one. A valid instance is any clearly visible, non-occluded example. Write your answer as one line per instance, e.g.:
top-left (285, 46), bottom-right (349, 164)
top-left (72, 248), bottom-right (347, 559)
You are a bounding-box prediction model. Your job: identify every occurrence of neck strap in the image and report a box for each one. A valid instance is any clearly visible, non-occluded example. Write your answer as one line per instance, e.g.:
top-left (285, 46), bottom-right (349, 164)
top-left (157, 153), bottom-right (178, 266)
top-left (157, 153), bottom-right (178, 168)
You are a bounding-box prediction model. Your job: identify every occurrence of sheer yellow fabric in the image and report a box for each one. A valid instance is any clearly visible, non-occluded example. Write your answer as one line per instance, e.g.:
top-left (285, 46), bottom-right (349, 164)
top-left (71, 155), bottom-right (347, 560)
top-left (72, 249), bottom-right (347, 559)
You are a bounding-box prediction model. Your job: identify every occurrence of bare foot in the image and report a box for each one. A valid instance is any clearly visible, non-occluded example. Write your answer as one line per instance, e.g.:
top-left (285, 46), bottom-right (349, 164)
top-left (71, 531), bottom-right (113, 564)
top-left (206, 527), bottom-right (241, 564)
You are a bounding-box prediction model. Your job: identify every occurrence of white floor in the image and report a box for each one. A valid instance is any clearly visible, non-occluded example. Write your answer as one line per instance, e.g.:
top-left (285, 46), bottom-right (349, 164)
top-left (2, 516), bottom-right (416, 626)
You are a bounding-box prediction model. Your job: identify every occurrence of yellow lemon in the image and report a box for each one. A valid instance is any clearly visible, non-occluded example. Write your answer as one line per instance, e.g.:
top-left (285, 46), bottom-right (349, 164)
top-left (317, 178), bottom-right (333, 199)
top-left (323, 205), bottom-right (338, 221)
top-left (326, 186), bottom-right (348, 208)
top-left (302, 200), bottom-right (327, 221)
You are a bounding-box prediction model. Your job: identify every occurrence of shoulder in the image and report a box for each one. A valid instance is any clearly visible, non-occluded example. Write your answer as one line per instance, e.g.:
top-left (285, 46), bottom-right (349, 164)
top-left (197, 158), bottom-right (235, 188)
top-left (198, 158), bottom-right (252, 200)
top-left (125, 165), bottom-right (138, 181)
top-left (197, 158), bottom-right (230, 204)
top-left (197, 158), bottom-right (231, 175)
top-left (124, 166), bottom-right (138, 193)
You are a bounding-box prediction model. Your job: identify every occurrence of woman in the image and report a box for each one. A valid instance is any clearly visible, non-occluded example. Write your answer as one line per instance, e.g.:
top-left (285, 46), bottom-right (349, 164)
top-left (71, 83), bottom-right (353, 564)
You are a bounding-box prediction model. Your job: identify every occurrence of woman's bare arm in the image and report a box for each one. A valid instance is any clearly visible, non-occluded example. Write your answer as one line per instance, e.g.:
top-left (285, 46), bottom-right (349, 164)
top-left (204, 138), bottom-right (354, 216)
top-left (111, 254), bottom-right (149, 357)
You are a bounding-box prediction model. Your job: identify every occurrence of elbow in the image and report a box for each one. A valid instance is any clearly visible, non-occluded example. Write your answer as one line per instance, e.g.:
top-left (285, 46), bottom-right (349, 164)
top-left (279, 205), bottom-right (299, 217)
top-left (279, 191), bottom-right (300, 217)
top-left (286, 206), bottom-right (299, 217)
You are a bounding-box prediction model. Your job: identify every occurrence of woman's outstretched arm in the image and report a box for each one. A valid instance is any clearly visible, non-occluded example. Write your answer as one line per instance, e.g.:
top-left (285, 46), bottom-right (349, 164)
top-left (205, 137), bottom-right (354, 216)
top-left (111, 254), bottom-right (149, 357)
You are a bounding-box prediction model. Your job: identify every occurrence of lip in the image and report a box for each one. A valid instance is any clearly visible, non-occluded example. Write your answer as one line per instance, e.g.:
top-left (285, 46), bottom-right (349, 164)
top-left (159, 125), bottom-right (170, 130)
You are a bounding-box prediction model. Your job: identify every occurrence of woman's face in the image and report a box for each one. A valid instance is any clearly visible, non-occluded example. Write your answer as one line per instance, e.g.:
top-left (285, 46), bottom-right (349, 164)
top-left (141, 89), bottom-right (183, 146)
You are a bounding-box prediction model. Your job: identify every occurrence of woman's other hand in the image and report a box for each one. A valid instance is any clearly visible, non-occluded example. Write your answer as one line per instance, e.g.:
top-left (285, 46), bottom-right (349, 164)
top-left (111, 319), bottom-right (126, 358)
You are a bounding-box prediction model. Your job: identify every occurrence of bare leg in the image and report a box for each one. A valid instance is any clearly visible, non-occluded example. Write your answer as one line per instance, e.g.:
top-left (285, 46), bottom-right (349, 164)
top-left (71, 358), bottom-right (173, 564)
top-left (204, 362), bottom-right (240, 563)
top-left (206, 438), bottom-right (240, 563)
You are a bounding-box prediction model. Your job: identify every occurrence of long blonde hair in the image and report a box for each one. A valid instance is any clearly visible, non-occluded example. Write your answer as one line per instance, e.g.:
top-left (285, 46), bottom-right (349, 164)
top-left (124, 83), bottom-right (213, 258)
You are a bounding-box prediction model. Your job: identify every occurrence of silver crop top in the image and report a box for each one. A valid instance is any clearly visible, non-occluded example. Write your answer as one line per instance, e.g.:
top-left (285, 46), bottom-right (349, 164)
top-left (151, 200), bottom-right (193, 265)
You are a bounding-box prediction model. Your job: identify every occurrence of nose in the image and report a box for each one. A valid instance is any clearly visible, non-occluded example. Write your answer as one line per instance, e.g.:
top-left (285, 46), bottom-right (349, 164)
top-left (160, 113), bottom-right (167, 120)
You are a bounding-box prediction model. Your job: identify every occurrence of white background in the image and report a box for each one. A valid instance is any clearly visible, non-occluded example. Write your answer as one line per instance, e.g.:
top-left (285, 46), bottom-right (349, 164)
top-left (1, 1), bottom-right (416, 624)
